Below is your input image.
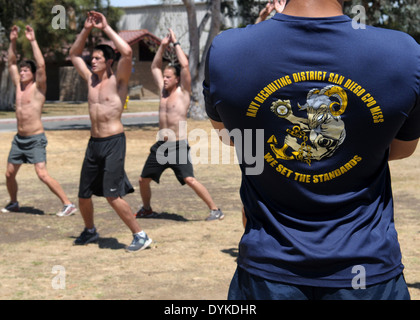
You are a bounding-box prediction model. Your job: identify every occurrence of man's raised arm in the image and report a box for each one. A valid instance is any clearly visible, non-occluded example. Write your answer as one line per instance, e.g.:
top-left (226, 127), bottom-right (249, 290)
top-left (151, 34), bottom-right (170, 91)
top-left (8, 26), bottom-right (19, 87)
top-left (169, 29), bottom-right (191, 93)
top-left (69, 12), bottom-right (94, 81)
top-left (90, 11), bottom-right (132, 85)
top-left (25, 25), bottom-right (46, 93)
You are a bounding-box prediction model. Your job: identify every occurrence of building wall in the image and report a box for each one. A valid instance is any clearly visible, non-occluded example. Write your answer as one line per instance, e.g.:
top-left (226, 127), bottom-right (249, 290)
top-left (130, 42), bottom-right (160, 99)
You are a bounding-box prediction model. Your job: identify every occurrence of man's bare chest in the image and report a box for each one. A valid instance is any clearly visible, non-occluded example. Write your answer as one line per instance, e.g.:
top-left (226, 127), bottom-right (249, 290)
top-left (89, 74), bottom-right (122, 101)
top-left (160, 95), bottom-right (179, 112)
top-left (16, 86), bottom-right (43, 112)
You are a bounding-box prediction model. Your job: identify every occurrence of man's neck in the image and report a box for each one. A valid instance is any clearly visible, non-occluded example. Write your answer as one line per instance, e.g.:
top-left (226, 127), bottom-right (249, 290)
top-left (93, 68), bottom-right (113, 82)
top-left (163, 85), bottom-right (179, 98)
top-left (20, 80), bottom-right (34, 91)
top-left (282, 0), bottom-right (345, 18)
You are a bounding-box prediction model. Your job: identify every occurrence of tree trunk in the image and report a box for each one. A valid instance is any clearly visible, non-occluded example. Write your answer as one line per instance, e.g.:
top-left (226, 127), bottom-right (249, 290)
top-left (0, 66), bottom-right (15, 111)
top-left (183, 0), bottom-right (221, 120)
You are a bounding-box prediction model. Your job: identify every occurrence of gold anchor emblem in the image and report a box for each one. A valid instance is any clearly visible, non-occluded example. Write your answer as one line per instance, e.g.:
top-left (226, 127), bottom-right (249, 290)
top-left (267, 135), bottom-right (295, 160)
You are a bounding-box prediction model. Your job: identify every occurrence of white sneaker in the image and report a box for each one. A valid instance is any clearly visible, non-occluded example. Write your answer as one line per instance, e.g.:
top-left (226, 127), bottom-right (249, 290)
top-left (56, 204), bottom-right (77, 217)
top-left (126, 233), bottom-right (153, 252)
top-left (206, 208), bottom-right (224, 221)
top-left (1, 202), bottom-right (19, 213)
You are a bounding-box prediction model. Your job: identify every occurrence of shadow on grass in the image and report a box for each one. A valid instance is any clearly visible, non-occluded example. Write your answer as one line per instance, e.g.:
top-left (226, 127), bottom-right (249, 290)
top-left (221, 247), bottom-right (239, 258)
top-left (98, 237), bottom-right (127, 250)
top-left (407, 282), bottom-right (420, 290)
top-left (68, 236), bottom-right (127, 250)
top-left (18, 206), bottom-right (45, 215)
top-left (136, 211), bottom-right (189, 222)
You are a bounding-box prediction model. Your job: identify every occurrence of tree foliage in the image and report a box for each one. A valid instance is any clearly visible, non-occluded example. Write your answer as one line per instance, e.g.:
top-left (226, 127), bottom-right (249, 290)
top-left (182, 0), bottom-right (222, 120)
top-left (344, 0), bottom-right (420, 42)
top-left (234, 0), bottom-right (268, 26)
top-left (0, 0), bottom-right (123, 61)
top-left (233, 0), bottom-right (419, 41)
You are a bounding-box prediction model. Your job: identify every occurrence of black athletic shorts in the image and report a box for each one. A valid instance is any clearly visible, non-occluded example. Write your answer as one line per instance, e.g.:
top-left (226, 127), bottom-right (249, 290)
top-left (140, 140), bottom-right (194, 185)
top-left (78, 132), bottom-right (134, 198)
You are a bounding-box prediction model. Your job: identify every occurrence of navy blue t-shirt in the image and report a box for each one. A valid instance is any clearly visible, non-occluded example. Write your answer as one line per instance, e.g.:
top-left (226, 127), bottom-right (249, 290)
top-left (204, 14), bottom-right (420, 287)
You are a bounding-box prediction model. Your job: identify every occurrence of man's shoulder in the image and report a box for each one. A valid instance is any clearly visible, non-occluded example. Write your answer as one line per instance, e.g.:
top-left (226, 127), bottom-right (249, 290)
top-left (19, 81), bottom-right (44, 95)
top-left (213, 26), bottom-right (250, 44)
top-left (363, 24), bottom-right (419, 48)
top-left (166, 86), bottom-right (189, 98)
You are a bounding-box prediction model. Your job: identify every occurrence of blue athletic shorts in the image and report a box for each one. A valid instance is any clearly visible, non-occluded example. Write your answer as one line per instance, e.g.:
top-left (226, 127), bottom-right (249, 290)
top-left (228, 267), bottom-right (410, 300)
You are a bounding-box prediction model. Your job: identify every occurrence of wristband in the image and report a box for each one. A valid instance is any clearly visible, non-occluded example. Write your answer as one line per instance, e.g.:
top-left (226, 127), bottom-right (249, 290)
top-left (173, 41), bottom-right (180, 47)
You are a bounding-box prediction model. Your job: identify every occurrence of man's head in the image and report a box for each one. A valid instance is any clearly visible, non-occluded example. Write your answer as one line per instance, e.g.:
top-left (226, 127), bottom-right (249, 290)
top-left (19, 60), bottom-right (36, 84)
top-left (91, 44), bottom-right (116, 74)
top-left (163, 64), bottom-right (180, 91)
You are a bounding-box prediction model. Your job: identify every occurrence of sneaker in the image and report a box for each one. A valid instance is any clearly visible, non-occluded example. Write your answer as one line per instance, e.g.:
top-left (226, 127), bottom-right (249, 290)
top-left (56, 203), bottom-right (77, 217)
top-left (1, 201), bottom-right (19, 213)
top-left (73, 228), bottom-right (99, 245)
top-left (135, 206), bottom-right (156, 218)
top-left (206, 208), bottom-right (224, 221)
top-left (126, 233), bottom-right (152, 252)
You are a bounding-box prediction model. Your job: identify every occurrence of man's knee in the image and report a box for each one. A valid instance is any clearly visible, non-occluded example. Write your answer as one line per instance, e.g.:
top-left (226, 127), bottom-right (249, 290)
top-left (106, 196), bottom-right (119, 204)
top-left (79, 197), bottom-right (91, 204)
top-left (184, 176), bottom-right (197, 186)
top-left (36, 169), bottom-right (50, 183)
top-left (79, 197), bottom-right (93, 210)
top-left (5, 164), bottom-right (19, 180)
top-left (139, 176), bottom-right (152, 186)
top-left (34, 163), bottom-right (50, 183)
top-left (5, 170), bottom-right (15, 180)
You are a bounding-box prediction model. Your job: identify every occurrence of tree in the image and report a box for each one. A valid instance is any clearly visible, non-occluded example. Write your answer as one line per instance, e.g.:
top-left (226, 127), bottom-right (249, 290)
top-left (0, 0), bottom-right (122, 110)
top-left (233, 0), bottom-right (420, 42)
top-left (0, 0), bottom-right (123, 62)
top-left (0, 0), bottom-right (33, 56)
top-left (235, 0), bottom-right (268, 26)
top-left (182, 0), bottom-right (222, 120)
top-left (344, 1), bottom-right (419, 42)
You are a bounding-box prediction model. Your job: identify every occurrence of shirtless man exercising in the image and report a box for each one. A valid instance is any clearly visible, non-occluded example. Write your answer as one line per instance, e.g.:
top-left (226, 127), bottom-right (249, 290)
top-left (2, 25), bottom-right (77, 217)
top-left (70, 11), bottom-right (152, 251)
top-left (137, 29), bottom-right (223, 221)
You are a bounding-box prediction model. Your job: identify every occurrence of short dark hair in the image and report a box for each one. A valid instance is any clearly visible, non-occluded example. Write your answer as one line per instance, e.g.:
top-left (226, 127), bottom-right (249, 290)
top-left (165, 63), bottom-right (180, 78)
top-left (93, 44), bottom-right (116, 65)
top-left (19, 60), bottom-right (36, 75)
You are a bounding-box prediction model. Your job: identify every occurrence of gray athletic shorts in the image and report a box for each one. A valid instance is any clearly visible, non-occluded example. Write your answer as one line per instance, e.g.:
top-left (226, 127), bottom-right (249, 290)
top-left (7, 132), bottom-right (47, 164)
